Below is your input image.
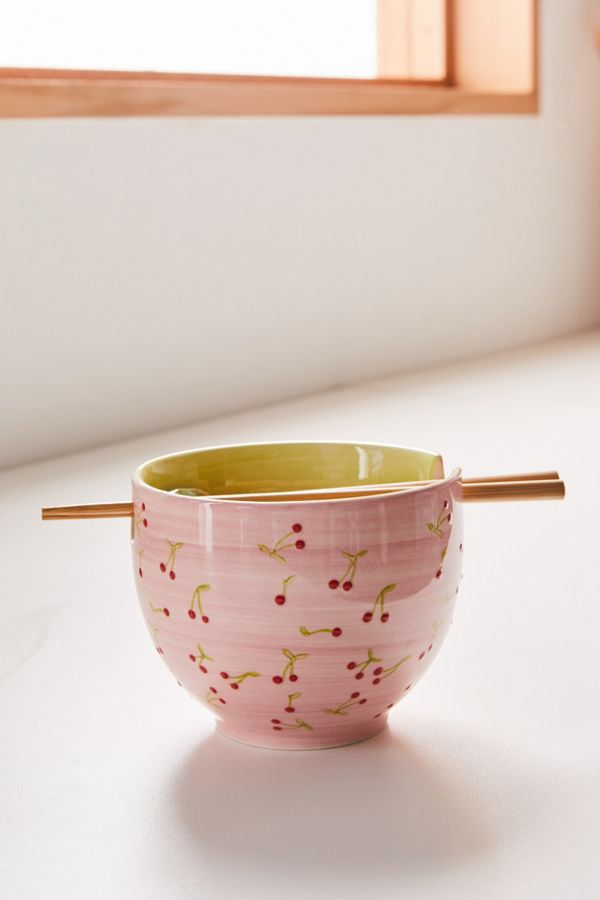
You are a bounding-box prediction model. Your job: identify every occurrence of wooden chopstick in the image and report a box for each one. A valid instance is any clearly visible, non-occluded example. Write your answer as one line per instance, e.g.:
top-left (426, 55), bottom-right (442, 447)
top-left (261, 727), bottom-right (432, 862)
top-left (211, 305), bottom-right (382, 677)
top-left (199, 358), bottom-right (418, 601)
top-left (40, 471), bottom-right (564, 519)
top-left (42, 502), bottom-right (134, 519)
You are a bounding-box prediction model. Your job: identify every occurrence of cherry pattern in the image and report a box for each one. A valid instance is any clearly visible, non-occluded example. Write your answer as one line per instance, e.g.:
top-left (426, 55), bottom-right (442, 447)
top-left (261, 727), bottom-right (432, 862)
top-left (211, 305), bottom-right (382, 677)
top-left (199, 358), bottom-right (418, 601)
top-left (272, 648), bottom-right (309, 684)
top-left (188, 643), bottom-right (214, 673)
top-left (141, 503), bottom-right (458, 739)
top-left (149, 599), bottom-right (170, 617)
top-left (328, 549), bottom-right (368, 591)
top-left (284, 692), bottom-right (302, 713)
top-left (160, 540), bottom-right (184, 580)
top-left (219, 670), bottom-right (261, 689)
top-left (299, 625), bottom-right (343, 638)
top-left (372, 654), bottom-right (411, 685)
top-left (189, 583), bottom-right (211, 621)
top-left (257, 523), bottom-right (305, 565)
top-left (362, 583), bottom-right (396, 623)
top-left (346, 648), bottom-right (382, 679)
top-left (150, 625), bottom-right (164, 655)
top-left (206, 688), bottom-right (227, 707)
top-left (271, 718), bottom-right (313, 732)
top-left (374, 704), bottom-right (395, 719)
top-left (427, 501), bottom-right (452, 578)
top-left (323, 691), bottom-right (368, 716)
top-left (427, 501), bottom-right (452, 538)
top-left (418, 621), bottom-right (441, 660)
top-left (133, 502), bottom-right (149, 538)
top-left (274, 574), bottom-right (295, 606)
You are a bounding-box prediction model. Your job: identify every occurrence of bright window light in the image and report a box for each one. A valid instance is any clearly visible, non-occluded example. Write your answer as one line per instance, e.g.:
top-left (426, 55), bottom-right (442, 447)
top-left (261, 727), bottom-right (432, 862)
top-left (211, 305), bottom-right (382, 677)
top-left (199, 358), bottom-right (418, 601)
top-left (0, 0), bottom-right (378, 78)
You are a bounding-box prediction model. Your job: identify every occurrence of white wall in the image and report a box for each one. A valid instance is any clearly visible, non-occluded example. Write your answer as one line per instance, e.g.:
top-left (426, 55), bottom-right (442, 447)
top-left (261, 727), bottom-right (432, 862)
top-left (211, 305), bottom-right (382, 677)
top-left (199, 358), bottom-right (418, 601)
top-left (1, 0), bottom-right (599, 470)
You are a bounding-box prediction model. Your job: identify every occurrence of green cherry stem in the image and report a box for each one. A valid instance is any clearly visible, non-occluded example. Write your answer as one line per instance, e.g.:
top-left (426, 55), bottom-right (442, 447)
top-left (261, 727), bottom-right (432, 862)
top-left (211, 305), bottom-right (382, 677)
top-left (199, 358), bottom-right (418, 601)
top-left (189, 583), bottom-right (211, 621)
top-left (299, 625), bottom-right (343, 637)
top-left (362, 583), bottom-right (396, 623)
top-left (372, 654), bottom-right (411, 685)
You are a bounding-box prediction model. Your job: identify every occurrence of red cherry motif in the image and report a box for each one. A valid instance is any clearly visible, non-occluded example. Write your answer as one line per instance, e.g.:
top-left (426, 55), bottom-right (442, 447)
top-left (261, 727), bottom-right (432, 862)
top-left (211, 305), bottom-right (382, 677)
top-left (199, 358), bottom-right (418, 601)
top-left (205, 685), bottom-right (226, 707)
top-left (323, 691), bottom-right (367, 716)
top-left (189, 583), bottom-right (211, 622)
top-left (284, 691), bottom-right (302, 713)
top-left (160, 540), bottom-right (183, 580)
top-left (418, 636), bottom-right (436, 661)
top-left (257, 524), bottom-right (306, 565)
top-left (299, 625), bottom-right (342, 639)
top-left (346, 648), bottom-right (382, 680)
top-left (220, 670), bottom-right (261, 689)
top-left (149, 601), bottom-right (169, 617)
top-left (328, 549), bottom-right (368, 592)
top-left (134, 503), bottom-right (148, 538)
top-left (274, 650), bottom-right (309, 687)
top-left (270, 717), bottom-right (313, 733)
top-left (189, 644), bottom-right (214, 673)
top-left (274, 575), bottom-right (295, 607)
top-left (374, 702), bottom-right (396, 719)
top-left (362, 583), bottom-right (396, 624)
top-left (371, 654), bottom-right (410, 686)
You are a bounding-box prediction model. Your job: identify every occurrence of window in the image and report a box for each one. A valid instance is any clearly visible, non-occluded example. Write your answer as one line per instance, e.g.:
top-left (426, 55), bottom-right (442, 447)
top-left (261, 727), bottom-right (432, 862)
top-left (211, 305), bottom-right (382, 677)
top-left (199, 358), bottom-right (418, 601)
top-left (0, 0), bottom-right (537, 117)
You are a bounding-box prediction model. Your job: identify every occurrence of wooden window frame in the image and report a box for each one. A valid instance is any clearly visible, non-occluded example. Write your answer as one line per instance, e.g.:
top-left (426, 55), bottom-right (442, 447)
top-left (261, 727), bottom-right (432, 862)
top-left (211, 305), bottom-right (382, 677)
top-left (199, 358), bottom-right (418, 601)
top-left (0, 0), bottom-right (538, 117)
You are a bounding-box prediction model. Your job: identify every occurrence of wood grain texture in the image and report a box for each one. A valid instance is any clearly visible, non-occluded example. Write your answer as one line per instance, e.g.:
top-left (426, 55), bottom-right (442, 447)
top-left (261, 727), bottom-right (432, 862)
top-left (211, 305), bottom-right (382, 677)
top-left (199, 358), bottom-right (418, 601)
top-left (0, 68), bottom-right (537, 118)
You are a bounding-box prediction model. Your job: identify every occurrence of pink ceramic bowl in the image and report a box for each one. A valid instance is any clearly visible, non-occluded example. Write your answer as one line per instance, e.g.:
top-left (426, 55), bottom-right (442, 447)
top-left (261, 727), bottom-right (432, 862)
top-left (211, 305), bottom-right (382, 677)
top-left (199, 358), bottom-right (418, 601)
top-left (132, 441), bottom-right (462, 749)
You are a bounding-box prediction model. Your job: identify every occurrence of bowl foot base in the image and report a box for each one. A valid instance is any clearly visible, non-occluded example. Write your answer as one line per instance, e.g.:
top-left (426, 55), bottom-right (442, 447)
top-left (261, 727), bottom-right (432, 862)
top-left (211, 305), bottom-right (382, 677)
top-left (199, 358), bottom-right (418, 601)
top-left (216, 720), bottom-right (389, 751)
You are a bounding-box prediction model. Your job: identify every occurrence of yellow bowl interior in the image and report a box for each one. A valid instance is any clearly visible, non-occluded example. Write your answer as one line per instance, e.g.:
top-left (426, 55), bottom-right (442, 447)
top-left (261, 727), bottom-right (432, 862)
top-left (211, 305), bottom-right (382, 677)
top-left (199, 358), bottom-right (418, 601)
top-left (139, 442), bottom-right (444, 495)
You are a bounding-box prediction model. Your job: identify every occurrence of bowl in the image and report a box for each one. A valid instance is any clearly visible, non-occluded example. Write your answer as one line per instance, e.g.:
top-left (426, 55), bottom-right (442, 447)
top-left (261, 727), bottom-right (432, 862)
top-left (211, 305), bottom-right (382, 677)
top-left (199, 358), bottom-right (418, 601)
top-left (132, 441), bottom-right (463, 749)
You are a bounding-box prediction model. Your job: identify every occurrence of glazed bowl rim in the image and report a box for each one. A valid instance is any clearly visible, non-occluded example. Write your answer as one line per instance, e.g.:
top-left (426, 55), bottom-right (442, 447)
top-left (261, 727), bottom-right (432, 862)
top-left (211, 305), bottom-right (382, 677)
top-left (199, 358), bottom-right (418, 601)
top-left (132, 439), bottom-right (461, 506)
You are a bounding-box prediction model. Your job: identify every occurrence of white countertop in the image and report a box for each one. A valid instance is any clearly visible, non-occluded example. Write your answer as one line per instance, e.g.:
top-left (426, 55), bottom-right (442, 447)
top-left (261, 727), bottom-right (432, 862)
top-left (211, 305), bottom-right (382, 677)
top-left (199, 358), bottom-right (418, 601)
top-left (2, 331), bottom-right (599, 900)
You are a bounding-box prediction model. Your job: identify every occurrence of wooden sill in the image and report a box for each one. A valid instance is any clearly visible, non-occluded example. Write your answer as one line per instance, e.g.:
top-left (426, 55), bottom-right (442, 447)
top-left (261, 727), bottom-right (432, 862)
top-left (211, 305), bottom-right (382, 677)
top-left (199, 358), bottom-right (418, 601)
top-left (0, 69), bottom-right (537, 118)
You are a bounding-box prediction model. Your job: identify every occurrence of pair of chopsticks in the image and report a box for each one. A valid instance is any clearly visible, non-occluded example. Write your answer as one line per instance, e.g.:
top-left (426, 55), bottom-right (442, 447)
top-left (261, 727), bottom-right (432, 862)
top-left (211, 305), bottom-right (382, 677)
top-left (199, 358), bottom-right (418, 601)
top-left (40, 470), bottom-right (565, 520)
